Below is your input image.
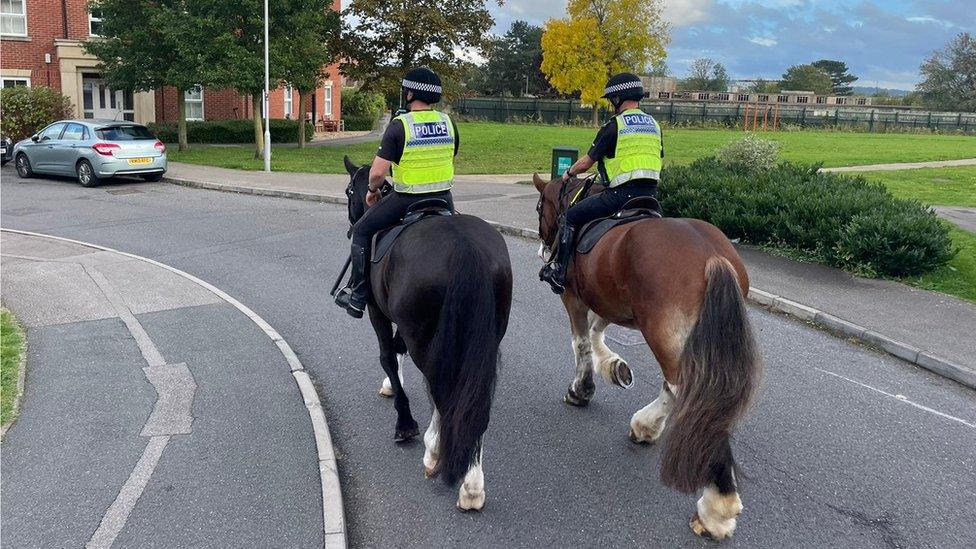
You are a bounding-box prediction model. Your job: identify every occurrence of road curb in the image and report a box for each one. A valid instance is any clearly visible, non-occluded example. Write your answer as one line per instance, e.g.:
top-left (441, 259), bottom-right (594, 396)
top-left (161, 177), bottom-right (976, 391)
top-left (0, 315), bottom-right (27, 439)
top-left (0, 228), bottom-right (347, 548)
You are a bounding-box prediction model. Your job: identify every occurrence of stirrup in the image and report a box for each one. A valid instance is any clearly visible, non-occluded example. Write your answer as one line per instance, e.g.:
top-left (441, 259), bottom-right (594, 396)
top-left (334, 288), bottom-right (365, 318)
top-left (539, 263), bottom-right (566, 294)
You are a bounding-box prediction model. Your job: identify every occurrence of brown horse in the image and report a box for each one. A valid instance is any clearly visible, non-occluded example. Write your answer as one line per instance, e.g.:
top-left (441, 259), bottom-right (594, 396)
top-left (532, 174), bottom-right (761, 539)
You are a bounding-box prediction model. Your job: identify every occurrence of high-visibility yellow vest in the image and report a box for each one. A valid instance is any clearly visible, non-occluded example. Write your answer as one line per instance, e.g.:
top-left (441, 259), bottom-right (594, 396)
top-left (601, 108), bottom-right (663, 187)
top-left (391, 110), bottom-right (455, 194)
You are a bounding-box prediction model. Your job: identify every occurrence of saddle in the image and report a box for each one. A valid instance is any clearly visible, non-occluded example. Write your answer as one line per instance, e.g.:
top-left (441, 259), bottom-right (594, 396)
top-left (575, 197), bottom-right (663, 254)
top-left (372, 198), bottom-right (454, 263)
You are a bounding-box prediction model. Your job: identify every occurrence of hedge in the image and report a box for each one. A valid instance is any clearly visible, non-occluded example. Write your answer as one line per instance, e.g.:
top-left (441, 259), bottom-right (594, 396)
top-left (0, 86), bottom-right (74, 142)
top-left (659, 158), bottom-right (955, 277)
top-left (147, 119), bottom-right (314, 144)
top-left (342, 88), bottom-right (384, 131)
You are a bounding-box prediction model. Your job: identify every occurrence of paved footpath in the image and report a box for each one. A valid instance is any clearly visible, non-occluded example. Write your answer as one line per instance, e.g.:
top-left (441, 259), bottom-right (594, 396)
top-left (165, 162), bottom-right (976, 387)
top-left (0, 231), bottom-right (343, 548)
top-left (821, 158), bottom-right (976, 172)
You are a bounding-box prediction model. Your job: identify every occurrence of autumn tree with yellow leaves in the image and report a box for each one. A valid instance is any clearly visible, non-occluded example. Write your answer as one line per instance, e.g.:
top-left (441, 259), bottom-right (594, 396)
top-left (541, 0), bottom-right (670, 125)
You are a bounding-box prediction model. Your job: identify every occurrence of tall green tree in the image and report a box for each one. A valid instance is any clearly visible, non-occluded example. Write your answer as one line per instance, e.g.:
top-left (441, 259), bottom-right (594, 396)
top-left (811, 59), bottom-right (858, 95)
top-left (84, 0), bottom-right (207, 151)
top-left (542, 0), bottom-right (670, 125)
top-left (334, 0), bottom-right (498, 99)
top-left (275, 0), bottom-right (339, 148)
top-left (780, 64), bottom-right (833, 95)
top-left (748, 78), bottom-right (780, 93)
top-left (478, 20), bottom-right (549, 97)
top-left (678, 58), bottom-right (729, 91)
top-left (917, 32), bottom-right (976, 112)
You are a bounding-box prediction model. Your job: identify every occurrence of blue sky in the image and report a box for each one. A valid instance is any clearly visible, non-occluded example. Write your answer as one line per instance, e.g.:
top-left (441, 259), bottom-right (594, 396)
top-left (487, 0), bottom-right (975, 90)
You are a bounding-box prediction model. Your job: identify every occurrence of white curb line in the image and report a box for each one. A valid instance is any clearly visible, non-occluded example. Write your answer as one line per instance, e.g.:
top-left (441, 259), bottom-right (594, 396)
top-left (0, 228), bottom-right (347, 548)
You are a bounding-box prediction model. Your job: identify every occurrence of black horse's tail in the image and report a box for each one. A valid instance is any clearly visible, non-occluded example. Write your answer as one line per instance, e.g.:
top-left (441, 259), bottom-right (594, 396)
top-left (428, 242), bottom-right (501, 485)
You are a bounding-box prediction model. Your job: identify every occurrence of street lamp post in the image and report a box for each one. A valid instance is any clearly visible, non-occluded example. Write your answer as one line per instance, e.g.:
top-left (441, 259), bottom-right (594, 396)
top-left (262, 0), bottom-right (271, 172)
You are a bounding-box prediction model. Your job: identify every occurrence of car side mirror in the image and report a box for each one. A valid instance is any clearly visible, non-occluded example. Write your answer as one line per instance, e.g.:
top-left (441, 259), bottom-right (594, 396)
top-left (31, 134), bottom-right (39, 142)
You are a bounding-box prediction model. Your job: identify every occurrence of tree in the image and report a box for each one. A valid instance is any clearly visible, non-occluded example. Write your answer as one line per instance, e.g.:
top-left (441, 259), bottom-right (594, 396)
top-left (84, 0), bottom-right (207, 151)
top-left (333, 0), bottom-right (497, 99)
top-left (780, 64), bottom-right (833, 95)
top-left (917, 33), bottom-right (976, 112)
top-left (748, 78), bottom-right (780, 93)
top-left (477, 20), bottom-right (549, 97)
top-left (811, 59), bottom-right (858, 96)
top-left (542, 0), bottom-right (670, 125)
top-left (275, 0), bottom-right (339, 148)
top-left (647, 58), bottom-right (670, 77)
top-left (678, 58), bottom-right (729, 91)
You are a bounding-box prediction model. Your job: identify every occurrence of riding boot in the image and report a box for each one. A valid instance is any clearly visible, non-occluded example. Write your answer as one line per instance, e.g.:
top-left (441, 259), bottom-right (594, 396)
top-left (540, 222), bottom-right (577, 294)
top-left (335, 244), bottom-right (369, 318)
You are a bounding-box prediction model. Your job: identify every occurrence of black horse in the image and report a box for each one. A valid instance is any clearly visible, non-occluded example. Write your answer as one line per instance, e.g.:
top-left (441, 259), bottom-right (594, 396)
top-left (342, 156), bottom-right (513, 510)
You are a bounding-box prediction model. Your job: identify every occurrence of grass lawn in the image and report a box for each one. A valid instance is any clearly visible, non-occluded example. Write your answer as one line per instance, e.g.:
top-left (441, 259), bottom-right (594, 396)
top-left (858, 166), bottom-right (976, 207)
top-left (1, 308), bottom-right (25, 428)
top-left (168, 123), bottom-right (976, 175)
top-left (905, 226), bottom-right (976, 302)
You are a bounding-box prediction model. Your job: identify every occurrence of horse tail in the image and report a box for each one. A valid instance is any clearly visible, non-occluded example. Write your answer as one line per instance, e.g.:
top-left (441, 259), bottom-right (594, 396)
top-left (660, 256), bottom-right (761, 493)
top-left (428, 242), bottom-right (501, 485)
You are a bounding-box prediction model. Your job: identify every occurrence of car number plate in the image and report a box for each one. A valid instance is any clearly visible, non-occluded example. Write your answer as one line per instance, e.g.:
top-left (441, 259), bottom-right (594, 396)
top-left (128, 157), bottom-right (152, 165)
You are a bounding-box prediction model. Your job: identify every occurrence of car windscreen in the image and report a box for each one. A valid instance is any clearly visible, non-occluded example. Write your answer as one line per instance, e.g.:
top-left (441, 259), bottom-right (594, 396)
top-left (95, 125), bottom-right (155, 140)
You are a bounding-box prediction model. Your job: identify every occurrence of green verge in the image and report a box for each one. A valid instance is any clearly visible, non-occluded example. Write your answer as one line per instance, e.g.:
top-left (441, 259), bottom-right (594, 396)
top-left (904, 226), bottom-right (976, 302)
top-left (167, 123), bottom-right (976, 175)
top-left (857, 166), bottom-right (976, 208)
top-left (1, 307), bottom-right (26, 428)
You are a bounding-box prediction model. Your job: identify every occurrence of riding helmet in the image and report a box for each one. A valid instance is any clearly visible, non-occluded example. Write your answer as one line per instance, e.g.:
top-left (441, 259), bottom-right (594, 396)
top-left (402, 67), bottom-right (443, 105)
top-left (602, 73), bottom-right (645, 105)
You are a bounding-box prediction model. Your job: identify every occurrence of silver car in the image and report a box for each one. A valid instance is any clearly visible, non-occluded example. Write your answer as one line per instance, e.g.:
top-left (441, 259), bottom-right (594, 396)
top-left (12, 119), bottom-right (167, 187)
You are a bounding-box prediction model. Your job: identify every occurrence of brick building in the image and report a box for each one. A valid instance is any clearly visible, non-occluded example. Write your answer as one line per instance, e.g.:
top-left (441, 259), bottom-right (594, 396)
top-left (1, 0), bottom-right (342, 125)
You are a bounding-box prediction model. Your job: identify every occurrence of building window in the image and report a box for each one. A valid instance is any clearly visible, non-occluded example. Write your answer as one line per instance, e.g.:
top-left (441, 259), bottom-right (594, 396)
top-left (697, 92), bottom-right (709, 100)
top-left (185, 86), bottom-right (204, 120)
top-left (283, 85), bottom-right (293, 118)
top-left (658, 91), bottom-right (670, 99)
top-left (714, 93), bottom-right (729, 101)
top-left (856, 98), bottom-right (867, 106)
top-left (777, 95), bottom-right (788, 103)
top-left (737, 94), bottom-right (749, 102)
top-left (1, 0), bottom-right (27, 36)
top-left (835, 97), bottom-right (846, 105)
top-left (796, 96), bottom-right (809, 104)
top-left (816, 96), bottom-right (827, 104)
top-left (758, 94), bottom-right (769, 102)
top-left (324, 86), bottom-right (333, 119)
top-left (1, 77), bottom-right (29, 88)
top-left (89, 6), bottom-right (104, 36)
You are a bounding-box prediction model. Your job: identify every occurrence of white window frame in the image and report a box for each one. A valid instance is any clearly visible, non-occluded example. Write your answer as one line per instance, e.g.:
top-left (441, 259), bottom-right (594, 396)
top-left (89, 6), bottom-right (104, 37)
top-left (1, 76), bottom-right (30, 88)
top-left (283, 85), bottom-right (293, 119)
top-left (1, 0), bottom-right (28, 37)
top-left (324, 85), bottom-right (333, 119)
top-left (184, 86), bottom-right (204, 121)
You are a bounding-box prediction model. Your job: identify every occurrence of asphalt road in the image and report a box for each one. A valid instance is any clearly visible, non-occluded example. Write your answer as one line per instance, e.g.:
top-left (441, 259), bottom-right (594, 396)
top-left (2, 168), bottom-right (975, 548)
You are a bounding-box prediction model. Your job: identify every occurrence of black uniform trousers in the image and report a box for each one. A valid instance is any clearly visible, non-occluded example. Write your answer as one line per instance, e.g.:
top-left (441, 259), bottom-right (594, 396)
top-left (351, 189), bottom-right (454, 249)
top-left (564, 179), bottom-right (658, 229)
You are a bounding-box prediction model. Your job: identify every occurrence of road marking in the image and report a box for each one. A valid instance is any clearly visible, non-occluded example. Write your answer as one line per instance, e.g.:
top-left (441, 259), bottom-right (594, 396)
top-left (86, 436), bottom-right (170, 549)
top-left (815, 368), bottom-right (976, 429)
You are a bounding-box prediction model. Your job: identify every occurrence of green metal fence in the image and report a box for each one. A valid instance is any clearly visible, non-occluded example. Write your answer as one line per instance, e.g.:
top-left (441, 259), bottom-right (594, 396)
top-left (451, 97), bottom-right (976, 133)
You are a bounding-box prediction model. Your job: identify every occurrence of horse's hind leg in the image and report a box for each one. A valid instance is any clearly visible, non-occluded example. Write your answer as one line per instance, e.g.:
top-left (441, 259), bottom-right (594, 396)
top-left (588, 312), bottom-right (633, 388)
top-left (379, 332), bottom-right (407, 397)
top-left (690, 440), bottom-right (742, 540)
top-left (456, 444), bottom-right (485, 512)
top-left (629, 313), bottom-right (686, 444)
top-left (561, 294), bottom-right (595, 406)
top-left (422, 409), bottom-right (440, 477)
top-left (629, 381), bottom-right (675, 444)
top-left (368, 307), bottom-right (419, 442)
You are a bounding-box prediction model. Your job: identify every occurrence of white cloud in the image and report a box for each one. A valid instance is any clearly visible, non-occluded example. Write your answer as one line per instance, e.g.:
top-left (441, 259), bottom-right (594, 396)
top-left (748, 36), bottom-right (778, 47)
top-left (906, 15), bottom-right (954, 27)
top-left (664, 0), bottom-right (716, 26)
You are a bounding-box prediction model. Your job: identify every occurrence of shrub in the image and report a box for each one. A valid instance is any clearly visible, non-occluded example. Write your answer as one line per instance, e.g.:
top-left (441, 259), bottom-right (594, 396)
top-left (715, 134), bottom-right (781, 171)
top-left (147, 119), bottom-right (313, 144)
top-left (659, 158), bottom-right (955, 277)
top-left (0, 86), bottom-right (74, 142)
top-left (342, 88), bottom-right (384, 130)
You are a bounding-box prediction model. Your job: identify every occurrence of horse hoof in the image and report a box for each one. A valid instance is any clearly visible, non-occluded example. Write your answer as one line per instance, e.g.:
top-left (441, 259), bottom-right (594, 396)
top-left (394, 426), bottom-right (420, 443)
top-left (690, 513), bottom-right (713, 538)
top-left (609, 360), bottom-right (634, 389)
top-left (378, 387), bottom-right (393, 398)
top-left (563, 392), bottom-right (590, 407)
top-left (456, 492), bottom-right (486, 512)
top-left (628, 427), bottom-right (650, 445)
top-left (424, 465), bottom-right (437, 478)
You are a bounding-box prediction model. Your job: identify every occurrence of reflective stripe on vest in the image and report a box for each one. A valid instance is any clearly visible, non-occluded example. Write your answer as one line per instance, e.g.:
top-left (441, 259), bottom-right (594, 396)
top-left (392, 110), bottom-right (455, 194)
top-left (602, 108), bottom-right (663, 188)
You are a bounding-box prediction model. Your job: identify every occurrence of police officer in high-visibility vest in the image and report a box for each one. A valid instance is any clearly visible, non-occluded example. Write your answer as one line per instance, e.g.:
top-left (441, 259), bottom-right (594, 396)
top-left (335, 67), bottom-right (459, 318)
top-left (540, 72), bottom-right (663, 294)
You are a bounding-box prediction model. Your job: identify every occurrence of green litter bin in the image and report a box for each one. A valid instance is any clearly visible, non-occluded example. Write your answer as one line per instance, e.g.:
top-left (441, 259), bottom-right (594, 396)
top-left (551, 146), bottom-right (578, 180)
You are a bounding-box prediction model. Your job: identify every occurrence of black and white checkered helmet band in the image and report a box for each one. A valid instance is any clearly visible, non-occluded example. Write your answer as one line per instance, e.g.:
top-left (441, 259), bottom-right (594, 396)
top-left (604, 80), bottom-right (643, 95)
top-left (402, 79), bottom-right (442, 94)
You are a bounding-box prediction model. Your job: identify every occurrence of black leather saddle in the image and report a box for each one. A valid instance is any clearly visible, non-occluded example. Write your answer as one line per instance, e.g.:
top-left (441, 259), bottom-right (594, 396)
top-left (576, 197), bottom-right (663, 254)
top-left (372, 198), bottom-right (454, 263)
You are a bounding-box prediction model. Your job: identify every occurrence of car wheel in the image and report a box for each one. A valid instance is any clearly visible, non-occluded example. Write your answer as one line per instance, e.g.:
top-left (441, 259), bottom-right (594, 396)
top-left (77, 159), bottom-right (101, 187)
top-left (142, 173), bottom-right (163, 182)
top-left (15, 153), bottom-right (32, 178)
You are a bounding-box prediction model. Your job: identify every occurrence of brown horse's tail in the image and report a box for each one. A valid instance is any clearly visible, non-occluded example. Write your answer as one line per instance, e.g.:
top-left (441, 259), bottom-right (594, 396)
top-left (660, 256), bottom-right (761, 493)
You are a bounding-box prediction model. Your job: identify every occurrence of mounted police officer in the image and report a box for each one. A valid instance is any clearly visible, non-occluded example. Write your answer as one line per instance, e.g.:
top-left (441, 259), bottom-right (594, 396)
top-left (540, 72), bottom-right (663, 294)
top-left (335, 67), bottom-right (459, 318)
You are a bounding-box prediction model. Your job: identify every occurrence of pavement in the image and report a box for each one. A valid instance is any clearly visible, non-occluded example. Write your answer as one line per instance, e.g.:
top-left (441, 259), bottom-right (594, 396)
top-left (0, 230), bottom-right (343, 547)
top-left (163, 161), bottom-right (976, 387)
top-left (820, 158), bottom-right (976, 172)
top-left (933, 206), bottom-right (976, 234)
top-left (2, 172), bottom-right (975, 548)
